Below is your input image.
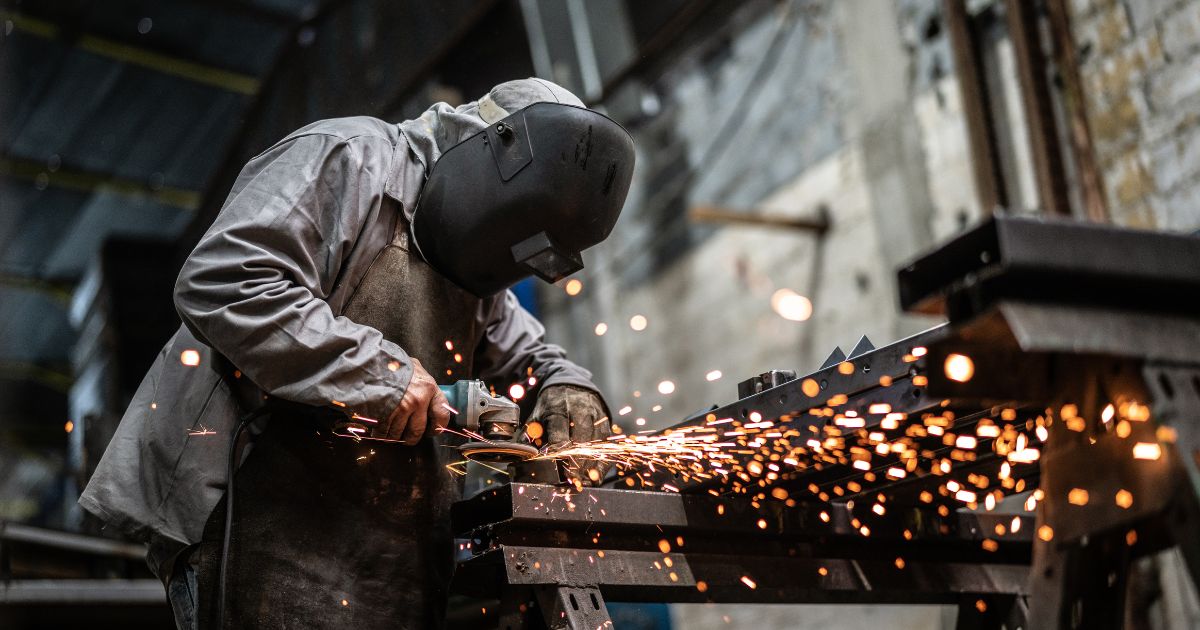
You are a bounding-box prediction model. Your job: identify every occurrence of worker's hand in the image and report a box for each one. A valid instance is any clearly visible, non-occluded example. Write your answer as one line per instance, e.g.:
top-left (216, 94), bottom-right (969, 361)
top-left (382, 358), bottom-right (451, 445)
top-left (523, 385), bottom-right (612, 485)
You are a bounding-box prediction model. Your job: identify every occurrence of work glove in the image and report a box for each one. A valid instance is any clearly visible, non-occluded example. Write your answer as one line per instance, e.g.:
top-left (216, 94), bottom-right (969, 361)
top-left (523, 385), bottom-right (612, 485)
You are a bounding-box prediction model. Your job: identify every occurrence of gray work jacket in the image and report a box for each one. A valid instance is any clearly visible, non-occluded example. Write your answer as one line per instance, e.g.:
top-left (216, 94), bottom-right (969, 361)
top-left (79, 116), bottom-right (597, 557)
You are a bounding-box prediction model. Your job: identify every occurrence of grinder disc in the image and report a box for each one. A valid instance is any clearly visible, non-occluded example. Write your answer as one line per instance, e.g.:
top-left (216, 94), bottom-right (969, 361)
top-left (459, 441), bottom-right (539, 464)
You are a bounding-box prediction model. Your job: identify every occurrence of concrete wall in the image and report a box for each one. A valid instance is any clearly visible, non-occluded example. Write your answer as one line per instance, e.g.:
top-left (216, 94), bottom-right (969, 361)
top-left (1070, 0), bottom-right (1200, 230)
top-left (541, 0), bottom-right (968, 432)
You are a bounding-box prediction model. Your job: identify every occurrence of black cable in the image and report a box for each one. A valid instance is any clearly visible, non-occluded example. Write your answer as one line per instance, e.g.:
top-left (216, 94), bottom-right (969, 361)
top-left (216, 409), bottom-right (264, 628)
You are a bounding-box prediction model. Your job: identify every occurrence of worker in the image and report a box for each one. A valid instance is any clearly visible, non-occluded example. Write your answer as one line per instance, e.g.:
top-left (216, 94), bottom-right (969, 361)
top-left (79, 78), bottom-right (635, 629)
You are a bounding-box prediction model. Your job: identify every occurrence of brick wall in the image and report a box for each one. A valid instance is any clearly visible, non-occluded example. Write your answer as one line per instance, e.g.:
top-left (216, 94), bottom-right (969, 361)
top-left (1071, 0), bottom-right (1200, 230)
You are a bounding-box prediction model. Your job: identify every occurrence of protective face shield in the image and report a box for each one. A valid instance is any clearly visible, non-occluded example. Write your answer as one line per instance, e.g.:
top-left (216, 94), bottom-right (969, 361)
top-left (410, 102), bottom-right (635, 298)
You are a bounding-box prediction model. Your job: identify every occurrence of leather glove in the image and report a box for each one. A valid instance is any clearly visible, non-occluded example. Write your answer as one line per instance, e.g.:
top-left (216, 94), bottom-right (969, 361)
top-left (523, 385), bottom-right (612, 485)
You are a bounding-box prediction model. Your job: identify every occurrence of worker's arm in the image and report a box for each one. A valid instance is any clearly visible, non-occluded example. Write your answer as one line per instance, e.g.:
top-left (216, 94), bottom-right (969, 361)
top-left (173, 133), bottom-right (423, 427)
top-left (475, 292), bottom-right (612, 449)
top-left (474, 291), bottom-right (597, 392)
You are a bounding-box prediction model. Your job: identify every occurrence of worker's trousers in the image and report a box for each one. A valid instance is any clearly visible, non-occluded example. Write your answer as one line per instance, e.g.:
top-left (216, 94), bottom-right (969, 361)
top-left (165, 545), bottom-right (200, 630)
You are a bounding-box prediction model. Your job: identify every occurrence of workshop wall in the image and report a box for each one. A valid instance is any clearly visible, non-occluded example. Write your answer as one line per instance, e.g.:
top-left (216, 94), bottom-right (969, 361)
top-left (539, 2), bottom-right (970, 627)
top-left (540, 0), bottom-right (969, 432)
top-left (1070, 0), bottom-right (1200, 230)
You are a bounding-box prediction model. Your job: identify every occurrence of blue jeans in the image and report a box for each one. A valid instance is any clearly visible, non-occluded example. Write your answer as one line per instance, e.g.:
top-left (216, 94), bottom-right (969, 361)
top-left (165, 545), bottom-right (200, 630)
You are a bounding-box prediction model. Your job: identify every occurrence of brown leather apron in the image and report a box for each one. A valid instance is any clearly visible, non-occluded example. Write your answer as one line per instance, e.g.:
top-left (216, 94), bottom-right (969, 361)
top-left (197, 206), bottom-right (484, 629)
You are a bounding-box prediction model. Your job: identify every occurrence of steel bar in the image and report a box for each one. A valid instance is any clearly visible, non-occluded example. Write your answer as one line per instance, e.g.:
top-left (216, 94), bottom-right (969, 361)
top-left (0, 579), bottom-right (165, 604)
top-left (1, 523), bottom-right (146, 560)
top-left (456, 545), bottom-right (1029, 606)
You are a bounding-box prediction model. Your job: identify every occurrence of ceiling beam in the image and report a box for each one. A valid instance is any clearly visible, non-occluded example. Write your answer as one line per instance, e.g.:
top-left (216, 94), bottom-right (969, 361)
top-left (0, 9), bottom-right (261, 95)
top-left (0, 274), bottom-right (73, 305)
top-left (0, 156), bottom-right (200, 211)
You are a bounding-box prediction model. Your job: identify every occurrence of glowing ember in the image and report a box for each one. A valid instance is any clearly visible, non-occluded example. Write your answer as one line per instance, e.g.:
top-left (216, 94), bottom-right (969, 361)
top-left (1038, 525), bottom-right (1054, 541)
top-left (1068, 488), bottom-right (1089, 505)
top-left (1132, 442), bottom-right (1161, 460)
top-left (740, 575), bottom-right (757, 589)
top-left (65, 421), bottom-right (74, 433)
top-left (1102, 404), bottom-right (1115, 423)
top-left (658, 539), bottom-right (671, 553)
top-left (944, 353), bottom-right (974, 382)
top-left (180, 349), bottom-right (201, 366)
top-left (564, 279), bottom-right (583, 296)
top-left (1116, 489), bottom-right (1133, 508)
top-left (629, 315), bottom-right (648, 331)
top-left (770, 289), bottom-right (813, 322)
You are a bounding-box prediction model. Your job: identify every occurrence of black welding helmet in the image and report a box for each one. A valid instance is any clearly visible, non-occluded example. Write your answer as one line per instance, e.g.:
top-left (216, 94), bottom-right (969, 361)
top-left (410, 102), bottom-right (635, 297)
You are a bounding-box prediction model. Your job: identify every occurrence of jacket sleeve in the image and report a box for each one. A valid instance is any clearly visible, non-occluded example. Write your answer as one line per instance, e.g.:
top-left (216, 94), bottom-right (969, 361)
top-left (474, 291), bottom-right (600, 394)
top-left (173, 133), bottom-right (410, 422)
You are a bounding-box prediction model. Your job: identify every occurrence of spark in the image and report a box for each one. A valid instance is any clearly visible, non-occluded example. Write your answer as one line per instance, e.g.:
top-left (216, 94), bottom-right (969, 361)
top-left (740, 575), bottom-right (757, 589)
top-left (706, 370), bottom-right (723, 381)
top-left (770, 289), bottom-right (813, 321)
top-left (945, 350), bottom-right (974, 381)
top-left (594, 322), bottom-right (608, 336)
top-left (564, 279), bottom-right (583, 296)
top-left (180, 349), bottom-right (201, 366)
top-left (1132, 442), bottom-right (1161, 460)
top-left (509, 383), bottom-right (526, 400)
top-left (658, 380), bottom-right (676, 395)
top-left (630, 315), bottom-right (648, 331)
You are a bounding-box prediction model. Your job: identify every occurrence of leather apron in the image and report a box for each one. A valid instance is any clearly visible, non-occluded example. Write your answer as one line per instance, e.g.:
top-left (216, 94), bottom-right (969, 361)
top-left (197, 206), bottom-right (484, 629)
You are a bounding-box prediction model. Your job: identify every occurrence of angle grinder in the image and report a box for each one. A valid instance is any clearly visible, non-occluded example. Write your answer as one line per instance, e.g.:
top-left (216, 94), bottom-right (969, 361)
top-left (440, 379), bottom-right (539, 464)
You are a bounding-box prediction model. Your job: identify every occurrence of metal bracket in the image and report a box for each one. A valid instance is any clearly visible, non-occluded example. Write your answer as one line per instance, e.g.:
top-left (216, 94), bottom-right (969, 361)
top-left (534, 585), bottom-right (612, 630)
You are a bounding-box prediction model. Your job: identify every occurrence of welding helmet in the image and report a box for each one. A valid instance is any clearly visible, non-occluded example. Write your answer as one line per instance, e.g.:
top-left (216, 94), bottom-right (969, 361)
top-left (410, 102), bottom-right (635, 298)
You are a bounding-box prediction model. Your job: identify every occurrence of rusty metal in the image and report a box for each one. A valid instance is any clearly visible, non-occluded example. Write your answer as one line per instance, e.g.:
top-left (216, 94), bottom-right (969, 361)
top-left (943, 0), bottom-right (1008, 214)
top-left (1044, 0), bottom-right (1110, 222)
top-left (1003, 0), bottom-right (1072, 216)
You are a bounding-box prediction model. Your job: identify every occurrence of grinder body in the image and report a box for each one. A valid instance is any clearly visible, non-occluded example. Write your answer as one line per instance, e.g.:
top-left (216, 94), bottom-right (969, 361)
top-left (440, 380), bottom-right (537, 463)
